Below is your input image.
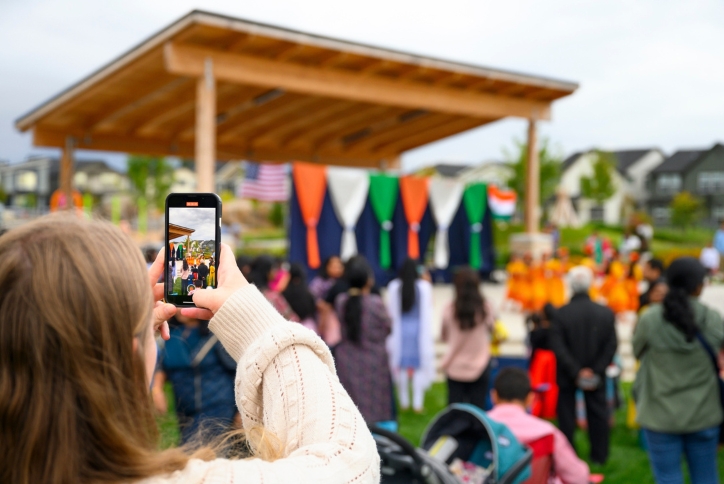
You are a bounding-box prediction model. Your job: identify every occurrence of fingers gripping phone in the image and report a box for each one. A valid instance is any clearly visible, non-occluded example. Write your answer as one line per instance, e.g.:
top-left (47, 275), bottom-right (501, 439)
top-left (164, 193), bottom-right (222, 307)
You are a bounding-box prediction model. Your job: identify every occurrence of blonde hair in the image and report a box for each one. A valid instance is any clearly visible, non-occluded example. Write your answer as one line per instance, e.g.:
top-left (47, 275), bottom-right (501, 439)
top-left (0, 215), bottom-right (277, 483)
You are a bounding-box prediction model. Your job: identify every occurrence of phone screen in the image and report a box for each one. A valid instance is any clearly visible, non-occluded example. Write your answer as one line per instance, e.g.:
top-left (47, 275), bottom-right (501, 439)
top-left (165, 193), bottom-right (221, 306)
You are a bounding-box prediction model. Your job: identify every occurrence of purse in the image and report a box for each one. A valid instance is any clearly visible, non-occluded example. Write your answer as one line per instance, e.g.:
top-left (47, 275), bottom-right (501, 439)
top-left (693, 308), bottom-right (724, 443)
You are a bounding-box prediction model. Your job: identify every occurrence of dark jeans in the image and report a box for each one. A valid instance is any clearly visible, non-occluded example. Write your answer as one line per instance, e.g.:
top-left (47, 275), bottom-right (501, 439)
top-left (558, 383), bottom-right (610, 464)
top-left (447, 363), bottom-right (491, 410)
top-left (643, 426), bottom-right (719, 484)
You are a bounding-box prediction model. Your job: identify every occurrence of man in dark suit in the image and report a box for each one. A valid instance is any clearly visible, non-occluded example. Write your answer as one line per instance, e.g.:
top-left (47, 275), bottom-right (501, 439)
top-left (198, 261), bottom-right (210, 288)
top-left (550, 265), bottom-right (617, 465)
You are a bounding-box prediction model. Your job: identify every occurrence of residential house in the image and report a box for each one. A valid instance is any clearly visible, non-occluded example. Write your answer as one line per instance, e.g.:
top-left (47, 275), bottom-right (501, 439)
top-left (169, 161), bottom-right (246, 194)
top-left (554, 148), bottom-right (664, 225)
top-left (0, 156), bottom-right (127, 210)
top-left (647, 143), bottom-right (724, 226)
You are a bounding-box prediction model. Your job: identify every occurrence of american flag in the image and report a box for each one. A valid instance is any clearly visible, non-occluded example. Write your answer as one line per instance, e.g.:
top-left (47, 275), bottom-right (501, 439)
top-left (237, 161), bottom-right (289, 202)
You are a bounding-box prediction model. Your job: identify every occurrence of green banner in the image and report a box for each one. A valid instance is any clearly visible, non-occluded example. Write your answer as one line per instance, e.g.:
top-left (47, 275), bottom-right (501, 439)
top-left (463, 183), bottom-right (487, 269)
top-left (368, 174), bottom-right (399, 269)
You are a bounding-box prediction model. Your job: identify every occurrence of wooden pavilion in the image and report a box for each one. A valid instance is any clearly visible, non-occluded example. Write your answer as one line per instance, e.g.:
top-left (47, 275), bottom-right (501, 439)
top-left (14, 10), bottom-right (577, 232)
top-left (168, 223), bottom-right (195, 241)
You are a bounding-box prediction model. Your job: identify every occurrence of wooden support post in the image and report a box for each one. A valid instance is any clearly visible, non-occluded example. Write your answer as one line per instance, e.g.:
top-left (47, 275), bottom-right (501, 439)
top-left (195, 57), bottom-right (216, 193)
top-left (525, 118), bottom-right (539, 233)
top-left (60, 136), bottom-right (75, 209)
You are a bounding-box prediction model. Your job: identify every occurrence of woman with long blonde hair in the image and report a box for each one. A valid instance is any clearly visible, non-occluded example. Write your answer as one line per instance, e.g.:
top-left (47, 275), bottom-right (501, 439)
top-left (0, 215), bottom-right (378, 484)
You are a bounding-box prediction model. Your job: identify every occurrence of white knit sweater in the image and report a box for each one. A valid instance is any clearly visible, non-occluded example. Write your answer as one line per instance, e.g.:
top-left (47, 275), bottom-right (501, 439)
top-left (139, 285), bottom-right (380, 483)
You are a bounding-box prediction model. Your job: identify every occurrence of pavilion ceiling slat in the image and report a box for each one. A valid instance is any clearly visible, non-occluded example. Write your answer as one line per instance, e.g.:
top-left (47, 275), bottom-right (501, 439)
top-left (339, 109), bottom-right (432, 152)
top-left (257, 101), bottom-right (357, 149)
top-left (345, 113), bottom-right (460, 155)
top-left (249, 98), bottom-right (349, 148)
top-left (168, 84), bottom-right (270, 140)
top-left (91, 77), bottom-right (193, 133)
top-left (311, 106), bottom-right (408, 152)
top-left (217, 96), bottom-right (322, 144)
top-left (213, 92), bottom-right (303, 139)
top-left (282, 104), bottom-right (389, 149)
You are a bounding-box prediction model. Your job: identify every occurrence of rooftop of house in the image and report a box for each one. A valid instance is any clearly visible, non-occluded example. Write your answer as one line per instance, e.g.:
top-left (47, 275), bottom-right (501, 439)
top-left (561, 148), bottom-right (660, 173)
top-left (650, 144), bottom-right (723, 174)
top-left (432, 163), bottom-right (473, 177)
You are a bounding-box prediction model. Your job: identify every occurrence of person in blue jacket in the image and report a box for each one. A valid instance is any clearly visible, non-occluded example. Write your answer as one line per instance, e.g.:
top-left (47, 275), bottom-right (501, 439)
top-left (152, 314), bottom-right (238, 444)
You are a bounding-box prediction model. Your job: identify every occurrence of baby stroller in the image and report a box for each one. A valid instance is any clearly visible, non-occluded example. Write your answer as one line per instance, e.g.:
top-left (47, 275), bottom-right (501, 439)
top-left (372, 403), bottom-right (532, 484)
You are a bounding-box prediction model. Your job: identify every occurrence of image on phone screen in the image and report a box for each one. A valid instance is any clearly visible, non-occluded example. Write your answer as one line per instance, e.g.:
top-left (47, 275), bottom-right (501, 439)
top-left (165, 193), bottom-right (221, 305)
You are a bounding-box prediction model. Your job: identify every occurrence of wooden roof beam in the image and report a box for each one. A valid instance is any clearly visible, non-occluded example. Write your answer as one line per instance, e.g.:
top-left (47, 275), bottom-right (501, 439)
top-left (164, 42), bottom-right (551, 120)
top-left (33, 125), bottom-right (386, 166)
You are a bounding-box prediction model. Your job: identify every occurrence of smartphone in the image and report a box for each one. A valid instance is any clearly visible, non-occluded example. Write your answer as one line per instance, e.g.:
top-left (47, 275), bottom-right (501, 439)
top-left (164, 193), bottom-right (222, 306)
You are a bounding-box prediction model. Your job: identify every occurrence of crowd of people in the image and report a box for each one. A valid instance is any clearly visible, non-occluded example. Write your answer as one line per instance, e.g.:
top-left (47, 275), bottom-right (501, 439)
top-left (5, 213), bottom-right (724, 484)
top-left (167, 241), bottom-right (215, 295)
top-left (154, 228), bottom-right (724, 484)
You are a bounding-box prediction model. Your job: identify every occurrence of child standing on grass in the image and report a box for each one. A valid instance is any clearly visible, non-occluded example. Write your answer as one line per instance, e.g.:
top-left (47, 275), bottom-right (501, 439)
top-left (386, 259), bottom-right (434, 413)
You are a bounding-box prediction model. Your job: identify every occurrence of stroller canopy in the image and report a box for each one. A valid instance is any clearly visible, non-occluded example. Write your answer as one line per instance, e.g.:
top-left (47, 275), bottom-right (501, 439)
top-left (421, 404), bottom-right (532, 484)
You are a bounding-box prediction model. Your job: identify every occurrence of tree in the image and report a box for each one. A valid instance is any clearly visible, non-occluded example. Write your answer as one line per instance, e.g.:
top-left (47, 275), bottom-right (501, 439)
top-left (580, 151), bottom-right (616, 206)
top-left (126, 155), bottom-right (174, 211)
top-left (670, 191), bottom-right (703, 231)
top-left (503, 136), bottom-right (563, 211)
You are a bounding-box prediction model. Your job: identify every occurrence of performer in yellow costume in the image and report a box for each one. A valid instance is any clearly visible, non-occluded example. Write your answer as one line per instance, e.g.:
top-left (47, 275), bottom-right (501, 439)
top-left (528, 254), bottom-right (548, 312)
top-left (600, 253), bottom-right (629, 314)
top-left (544, 250), bottom-right (568, 307)
top-left (505, 254), bottom-right (528, 310)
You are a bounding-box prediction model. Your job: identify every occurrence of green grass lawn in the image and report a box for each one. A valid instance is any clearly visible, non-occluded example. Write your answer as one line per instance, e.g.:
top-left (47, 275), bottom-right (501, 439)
top-left (159, 379), bottom-right (724, 481)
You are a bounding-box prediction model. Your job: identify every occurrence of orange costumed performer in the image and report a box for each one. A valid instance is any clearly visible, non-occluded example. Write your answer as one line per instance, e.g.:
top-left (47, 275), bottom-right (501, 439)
top-left (528, 256), bottom-right (548, 312)
top-left (506, 254), bottom-right (528, 308)
top-left (544, 252), bottom-right (567, 307)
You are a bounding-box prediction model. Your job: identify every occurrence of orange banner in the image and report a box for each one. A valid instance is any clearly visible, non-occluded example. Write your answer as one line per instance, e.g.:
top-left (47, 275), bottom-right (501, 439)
top-left (292, 162), bottom-right (327, 269)
top-left (399, 176), bottom-right (429, 260)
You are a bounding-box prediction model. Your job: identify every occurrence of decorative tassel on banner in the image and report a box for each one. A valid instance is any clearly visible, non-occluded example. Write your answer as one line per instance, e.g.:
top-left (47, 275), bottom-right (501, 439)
top-left (429, 177), bottom-right (464, 269)
top-left (292, 162), bottom-right (327, 269)
top-left (463, 183), bottom-right (488, 270)
top-left (327, 167), bottom-right (370, 261)
top-left (369, 174), bottom-right (399, 269)
top-left (399, 176), bottom-right (430, 261)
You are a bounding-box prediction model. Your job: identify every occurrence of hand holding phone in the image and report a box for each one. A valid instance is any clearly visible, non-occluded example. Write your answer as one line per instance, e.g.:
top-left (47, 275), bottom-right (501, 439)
top-left (165, 193), bottom-right (222, 307)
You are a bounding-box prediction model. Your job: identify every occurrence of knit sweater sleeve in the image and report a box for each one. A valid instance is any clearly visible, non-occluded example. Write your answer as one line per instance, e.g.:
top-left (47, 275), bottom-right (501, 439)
top-left (144, 285), bottom-right (380, 484)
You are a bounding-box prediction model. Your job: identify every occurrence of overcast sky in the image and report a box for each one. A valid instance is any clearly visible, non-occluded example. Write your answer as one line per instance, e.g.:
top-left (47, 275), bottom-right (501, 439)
top-left (2, 0), bottom-right (723, 172)
top-left (169, 207), bottom-right (216, 241)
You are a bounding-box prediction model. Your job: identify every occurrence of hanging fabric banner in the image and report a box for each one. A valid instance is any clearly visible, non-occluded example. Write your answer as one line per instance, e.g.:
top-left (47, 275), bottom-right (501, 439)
top-left (369, 173), bottom-right (399, 269)
top-left (463, 183), bottom-right (488, 269)
top-left (429, 177), bottom-right (464, 269)
top-left (327, 167), bottom-right (370, 261)
top-left (488, 185), bottom-right (517, 221)
top-left (399, 175), bottom-right (430, 261)
top-left (292, 162), bottom-right (327, 269)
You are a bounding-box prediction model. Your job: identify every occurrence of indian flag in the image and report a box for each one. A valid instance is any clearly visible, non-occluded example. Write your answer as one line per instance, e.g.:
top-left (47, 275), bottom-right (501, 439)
top-left (488, 185), bottom-right (517, 220)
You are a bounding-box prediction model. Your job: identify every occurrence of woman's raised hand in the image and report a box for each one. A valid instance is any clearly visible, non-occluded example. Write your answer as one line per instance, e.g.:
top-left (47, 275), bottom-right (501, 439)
top-left (181, 243), bottom-right (249, 320)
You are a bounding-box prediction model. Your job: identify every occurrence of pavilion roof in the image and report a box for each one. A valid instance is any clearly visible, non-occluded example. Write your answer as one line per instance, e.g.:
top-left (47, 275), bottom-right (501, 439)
top-left (16, 10), bottom-right (578, 167)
